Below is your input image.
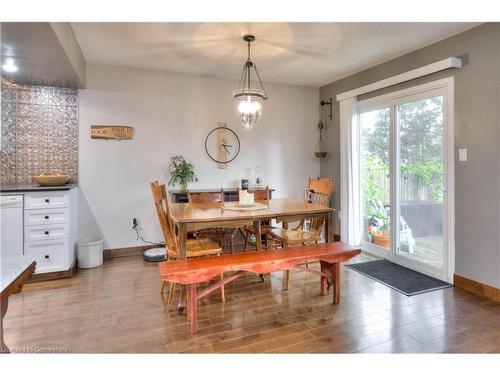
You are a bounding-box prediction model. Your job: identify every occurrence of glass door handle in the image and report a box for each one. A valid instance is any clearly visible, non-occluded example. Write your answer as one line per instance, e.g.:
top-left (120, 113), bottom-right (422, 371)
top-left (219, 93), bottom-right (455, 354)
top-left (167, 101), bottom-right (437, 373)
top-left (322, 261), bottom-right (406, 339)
top-left (441, 173), bottom-right (447, 192)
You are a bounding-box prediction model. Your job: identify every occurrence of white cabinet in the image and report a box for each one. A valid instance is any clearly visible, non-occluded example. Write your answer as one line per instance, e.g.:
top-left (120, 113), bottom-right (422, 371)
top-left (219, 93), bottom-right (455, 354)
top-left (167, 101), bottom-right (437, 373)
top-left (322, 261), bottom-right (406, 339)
top-left (24, 188), bottom-right (77, 274)
top-left (25, 192), bottom-right (69, 210)
top-left (24, 208), bottom-right (69, 226)
top-left (24, 240), bottom-right (68, 273)
top-left (24, 223), bottom-right (69, 242)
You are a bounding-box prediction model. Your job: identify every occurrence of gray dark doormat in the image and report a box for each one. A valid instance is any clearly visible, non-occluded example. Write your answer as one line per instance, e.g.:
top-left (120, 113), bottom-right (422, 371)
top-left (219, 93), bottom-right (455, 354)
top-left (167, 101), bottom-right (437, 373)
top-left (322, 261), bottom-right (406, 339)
top-left (345, 259), bottom-right (452, 296)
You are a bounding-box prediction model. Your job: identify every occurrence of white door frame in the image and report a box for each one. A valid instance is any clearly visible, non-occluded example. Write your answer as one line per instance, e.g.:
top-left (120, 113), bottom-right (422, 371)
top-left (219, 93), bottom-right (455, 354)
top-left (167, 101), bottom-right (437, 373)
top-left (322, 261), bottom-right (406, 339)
top-left (357, 77), bottom-right (455, 283)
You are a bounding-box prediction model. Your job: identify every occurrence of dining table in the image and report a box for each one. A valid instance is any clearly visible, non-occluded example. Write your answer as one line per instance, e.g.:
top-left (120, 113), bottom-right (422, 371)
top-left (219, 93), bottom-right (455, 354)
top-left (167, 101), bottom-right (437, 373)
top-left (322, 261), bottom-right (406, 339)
top-left (168, 197), bottom-right (336, 260)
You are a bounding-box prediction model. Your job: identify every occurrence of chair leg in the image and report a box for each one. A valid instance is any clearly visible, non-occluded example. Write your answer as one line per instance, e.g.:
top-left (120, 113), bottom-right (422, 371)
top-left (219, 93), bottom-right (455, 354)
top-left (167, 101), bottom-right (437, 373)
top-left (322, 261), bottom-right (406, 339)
top-left (243, 231), bottom-right (249, 252)
top-left (282, 242), bottom-right (290, 290)
top-left (166, 282), bottom-right (176, 312)
top-left (160, 280), bottom-right (166, 294)
top-left (270, 236), bottom-right (280, 249)
top-left (220, 273), bottom-right (225, 302)
top-left (283, 270), bottom-right (290, 291)
top-left (216, 253), bottom-right (225, 302)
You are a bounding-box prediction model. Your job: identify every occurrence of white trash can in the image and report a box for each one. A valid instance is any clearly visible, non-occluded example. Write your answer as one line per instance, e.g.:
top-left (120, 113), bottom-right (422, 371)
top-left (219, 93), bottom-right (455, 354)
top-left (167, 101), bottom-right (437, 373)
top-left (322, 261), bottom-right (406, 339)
top-left (77, 238), bottom-right (103, 269)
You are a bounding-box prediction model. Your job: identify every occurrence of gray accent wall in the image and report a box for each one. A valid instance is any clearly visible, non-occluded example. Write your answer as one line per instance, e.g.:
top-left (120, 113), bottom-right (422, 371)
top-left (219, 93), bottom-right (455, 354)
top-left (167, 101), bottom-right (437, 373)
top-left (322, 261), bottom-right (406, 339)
top-left (320, 23), bottom-right (500, 288)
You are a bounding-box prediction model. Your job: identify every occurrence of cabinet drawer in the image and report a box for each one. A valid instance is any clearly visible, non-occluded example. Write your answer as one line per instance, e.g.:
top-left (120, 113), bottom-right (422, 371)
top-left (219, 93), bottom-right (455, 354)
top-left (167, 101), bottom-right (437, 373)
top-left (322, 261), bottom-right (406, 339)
top-left (25, 192), bottom-right (69, 210)
top-left (25, 223), bottom-right (68, 242)
top-left (25, 208), bottom-right (69, 226)
top-left (25, 240), bottom-right (67, 273)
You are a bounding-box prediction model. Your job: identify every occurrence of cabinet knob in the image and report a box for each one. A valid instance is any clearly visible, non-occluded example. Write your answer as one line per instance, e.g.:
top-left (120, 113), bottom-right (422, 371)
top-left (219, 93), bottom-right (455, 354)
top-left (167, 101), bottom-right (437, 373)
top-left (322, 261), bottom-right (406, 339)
top-left (44, 255), bottom-right (49, 259)
top-left (44, 231), bottom-right (49, 235)
top-left (45, 198), bottom-right (50, 203)
top-left (45, 215), bottom-right (49, 219)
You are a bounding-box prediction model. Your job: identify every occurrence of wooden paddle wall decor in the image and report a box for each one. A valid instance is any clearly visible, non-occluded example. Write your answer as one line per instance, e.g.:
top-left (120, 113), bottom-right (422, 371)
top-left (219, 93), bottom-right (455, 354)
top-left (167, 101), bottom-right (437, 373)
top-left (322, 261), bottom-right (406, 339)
top-left (91, 126), bottom-right (134, 140)
top-left (217, 122), bottom-right (227, 169)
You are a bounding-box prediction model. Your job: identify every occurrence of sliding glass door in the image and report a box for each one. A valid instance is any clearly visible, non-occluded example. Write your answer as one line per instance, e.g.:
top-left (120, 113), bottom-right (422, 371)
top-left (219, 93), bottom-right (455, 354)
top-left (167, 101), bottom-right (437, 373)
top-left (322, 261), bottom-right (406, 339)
top-left (396, 95), bottom-right (445, 270)
top-left (358, 79), bottom-right (454, 281)
top-left (360, 107), bottom-right (392, 257)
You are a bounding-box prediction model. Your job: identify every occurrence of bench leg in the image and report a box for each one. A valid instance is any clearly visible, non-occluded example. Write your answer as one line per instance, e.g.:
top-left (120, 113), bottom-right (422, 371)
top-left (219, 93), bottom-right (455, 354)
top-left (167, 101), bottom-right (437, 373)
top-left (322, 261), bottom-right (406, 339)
top-left (320, 261), bottom-right (328, 296)
top-left (319, 261), bottom-right (340, 303)
top-left (187, 284), bottom-right (198, 334)
top-left (186, 285), bottom-right (191, 321)
top-left (332, 262), bottom-right (340, 304)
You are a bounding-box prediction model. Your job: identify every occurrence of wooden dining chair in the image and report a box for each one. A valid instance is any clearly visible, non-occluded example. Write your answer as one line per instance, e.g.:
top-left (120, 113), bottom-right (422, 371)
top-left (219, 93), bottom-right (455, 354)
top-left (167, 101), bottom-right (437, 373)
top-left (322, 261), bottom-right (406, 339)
top-left (187, 189), bottom-right (224, 204)
top-left (270, 178), bottom-right (334, 289)
top-left (241, 186), bottom-right (272, 251)
top-left (150, 181), bottom-right (225, 311)
top-left (307, 177), bottom-right (334, 204)
top-left (187, 188), bottom-right (241, 253)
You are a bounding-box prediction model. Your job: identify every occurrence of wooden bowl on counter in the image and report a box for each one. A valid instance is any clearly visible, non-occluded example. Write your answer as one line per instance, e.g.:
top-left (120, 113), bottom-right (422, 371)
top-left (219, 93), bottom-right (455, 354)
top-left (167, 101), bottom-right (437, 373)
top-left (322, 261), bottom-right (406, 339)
top-left (32, 173), bottom-right (70, 186)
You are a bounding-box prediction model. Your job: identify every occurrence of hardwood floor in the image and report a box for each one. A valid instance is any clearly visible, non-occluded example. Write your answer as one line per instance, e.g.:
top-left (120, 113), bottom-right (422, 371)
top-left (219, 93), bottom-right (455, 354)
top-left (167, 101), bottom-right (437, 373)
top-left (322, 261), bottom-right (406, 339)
top-left (3, 253), bottom-right (500, 353)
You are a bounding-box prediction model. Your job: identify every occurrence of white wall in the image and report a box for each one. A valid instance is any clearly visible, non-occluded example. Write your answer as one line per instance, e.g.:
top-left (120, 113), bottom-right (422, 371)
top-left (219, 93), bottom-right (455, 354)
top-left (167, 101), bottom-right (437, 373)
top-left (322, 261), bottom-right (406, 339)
top-left (79, 63), bottom-right (319, 249)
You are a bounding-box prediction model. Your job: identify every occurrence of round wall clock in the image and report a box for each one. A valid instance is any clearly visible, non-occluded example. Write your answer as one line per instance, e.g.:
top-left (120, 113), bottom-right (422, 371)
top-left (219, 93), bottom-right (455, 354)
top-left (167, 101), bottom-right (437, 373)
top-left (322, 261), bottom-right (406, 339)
top-left (205, 126), bottom-right (240, 164)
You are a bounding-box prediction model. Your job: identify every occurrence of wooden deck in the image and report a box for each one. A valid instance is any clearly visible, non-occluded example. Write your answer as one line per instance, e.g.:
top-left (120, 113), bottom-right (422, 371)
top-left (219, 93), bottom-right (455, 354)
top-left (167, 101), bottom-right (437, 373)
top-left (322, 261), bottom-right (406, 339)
top-left (3, 253), bottom-right (500, 353)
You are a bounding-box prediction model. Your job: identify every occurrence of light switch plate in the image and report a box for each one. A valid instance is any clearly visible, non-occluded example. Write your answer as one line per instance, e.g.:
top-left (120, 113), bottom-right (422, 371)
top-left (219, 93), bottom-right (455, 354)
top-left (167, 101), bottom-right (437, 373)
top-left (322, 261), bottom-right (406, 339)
top-left (458, 148), bottom-right (467, 162)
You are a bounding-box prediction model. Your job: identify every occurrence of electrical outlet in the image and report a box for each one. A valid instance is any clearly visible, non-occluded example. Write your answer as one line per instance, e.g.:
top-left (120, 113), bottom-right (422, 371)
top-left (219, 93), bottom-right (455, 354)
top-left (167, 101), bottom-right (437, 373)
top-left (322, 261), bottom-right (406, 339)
top-left (132, 218), bottom-right (138, 229)
top-left (458, 148), bottom-right (468, 162)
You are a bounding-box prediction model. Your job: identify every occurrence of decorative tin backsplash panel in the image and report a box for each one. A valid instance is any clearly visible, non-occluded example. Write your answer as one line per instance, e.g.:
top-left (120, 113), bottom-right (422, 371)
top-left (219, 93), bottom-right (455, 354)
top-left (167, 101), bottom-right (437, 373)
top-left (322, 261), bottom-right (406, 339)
top-left (1, 79), bottom-right (78, 184)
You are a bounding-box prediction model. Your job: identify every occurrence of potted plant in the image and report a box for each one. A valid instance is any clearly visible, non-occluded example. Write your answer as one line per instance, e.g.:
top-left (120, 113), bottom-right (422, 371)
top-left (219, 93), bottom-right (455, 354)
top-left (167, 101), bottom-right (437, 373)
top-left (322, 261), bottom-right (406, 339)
top-left (372, 213), bottom-right (390, 249)
top-left (168, 155), bottom-right (198, 191)
top-left (366, 200), bottom-right (391, 249)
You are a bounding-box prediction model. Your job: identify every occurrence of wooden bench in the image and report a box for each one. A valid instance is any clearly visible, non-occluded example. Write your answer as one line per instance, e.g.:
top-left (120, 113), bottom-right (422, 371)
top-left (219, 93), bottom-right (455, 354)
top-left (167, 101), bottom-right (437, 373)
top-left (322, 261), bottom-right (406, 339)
top-left (159, 242), bottom-right (361, 333)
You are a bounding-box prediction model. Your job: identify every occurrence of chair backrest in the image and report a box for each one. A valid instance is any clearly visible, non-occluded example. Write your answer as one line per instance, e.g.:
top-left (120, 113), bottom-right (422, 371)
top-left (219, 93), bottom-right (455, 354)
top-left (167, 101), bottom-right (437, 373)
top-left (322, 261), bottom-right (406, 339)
top-left (150, 181), bottom-right (178, 251)
top-left (187, 189), bottom-right (224, 204)
top-left (247, 186), bottom-right (270, 207)
top-left (307, 178), bottom-right (334, 236)
top-left (307, 177), bottom-right (334, 207)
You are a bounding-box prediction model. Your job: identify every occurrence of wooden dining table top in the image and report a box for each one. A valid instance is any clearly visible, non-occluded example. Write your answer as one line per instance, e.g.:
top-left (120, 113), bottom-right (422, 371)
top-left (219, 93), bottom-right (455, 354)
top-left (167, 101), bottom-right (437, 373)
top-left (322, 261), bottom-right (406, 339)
top-left (168, 198), bottom-right (334, 224)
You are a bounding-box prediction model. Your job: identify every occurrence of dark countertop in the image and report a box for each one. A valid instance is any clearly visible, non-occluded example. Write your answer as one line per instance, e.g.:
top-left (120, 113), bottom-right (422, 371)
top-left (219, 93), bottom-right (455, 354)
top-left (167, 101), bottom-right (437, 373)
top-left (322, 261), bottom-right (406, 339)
top-left (0, 182), bottom-right (78, 193)
top-left (170, 187), bottom-right (275, 195)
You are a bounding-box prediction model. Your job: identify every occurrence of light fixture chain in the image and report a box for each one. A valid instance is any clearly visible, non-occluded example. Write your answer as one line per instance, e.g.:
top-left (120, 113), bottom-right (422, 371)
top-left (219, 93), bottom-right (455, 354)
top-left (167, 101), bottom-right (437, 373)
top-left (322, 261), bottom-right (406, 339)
top-left (253, 63), bottom-right (268, 99)
top-left (239, 62), bottom-right (248, 91)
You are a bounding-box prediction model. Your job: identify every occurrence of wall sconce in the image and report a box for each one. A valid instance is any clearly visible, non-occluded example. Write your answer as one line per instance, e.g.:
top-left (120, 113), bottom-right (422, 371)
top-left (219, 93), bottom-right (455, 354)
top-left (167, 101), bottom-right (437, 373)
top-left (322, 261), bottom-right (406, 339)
top-left (320, 98), bottom-right (332, 121)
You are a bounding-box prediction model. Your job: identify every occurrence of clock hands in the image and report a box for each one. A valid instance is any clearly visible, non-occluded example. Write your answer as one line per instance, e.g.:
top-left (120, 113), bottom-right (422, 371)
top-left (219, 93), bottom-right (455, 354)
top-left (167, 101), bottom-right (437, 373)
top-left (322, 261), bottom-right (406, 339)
top-left (221, 143), bottom-right (232, 155)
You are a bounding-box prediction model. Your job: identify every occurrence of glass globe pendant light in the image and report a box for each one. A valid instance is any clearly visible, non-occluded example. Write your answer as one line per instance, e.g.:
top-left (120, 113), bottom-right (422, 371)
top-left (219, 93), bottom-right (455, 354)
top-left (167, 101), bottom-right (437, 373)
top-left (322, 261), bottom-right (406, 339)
top-left (233, 35), bottom-right (268, 129)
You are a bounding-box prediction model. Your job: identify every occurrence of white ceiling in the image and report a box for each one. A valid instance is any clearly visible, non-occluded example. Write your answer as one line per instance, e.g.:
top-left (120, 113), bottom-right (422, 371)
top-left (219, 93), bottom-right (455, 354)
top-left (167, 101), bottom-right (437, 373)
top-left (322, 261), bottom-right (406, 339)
top-left (71, 22), bottom-right (480, 87)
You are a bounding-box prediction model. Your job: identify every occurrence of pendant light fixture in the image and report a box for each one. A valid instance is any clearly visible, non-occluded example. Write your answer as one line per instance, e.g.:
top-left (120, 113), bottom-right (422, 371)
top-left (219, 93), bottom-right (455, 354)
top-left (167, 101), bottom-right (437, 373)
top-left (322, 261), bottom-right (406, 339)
top-left (233, 35), bottom-right (268, 129)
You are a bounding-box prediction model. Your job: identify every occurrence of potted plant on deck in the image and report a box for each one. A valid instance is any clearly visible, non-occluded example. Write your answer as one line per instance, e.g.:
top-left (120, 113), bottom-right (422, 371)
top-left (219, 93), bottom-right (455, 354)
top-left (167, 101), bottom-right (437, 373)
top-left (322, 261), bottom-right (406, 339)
top-left (366, 199), bottom-right (391, 249)
top-left (168, 155), bottom-right (198, 191)
top-left (372, 217), bottom-right (391, 249)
